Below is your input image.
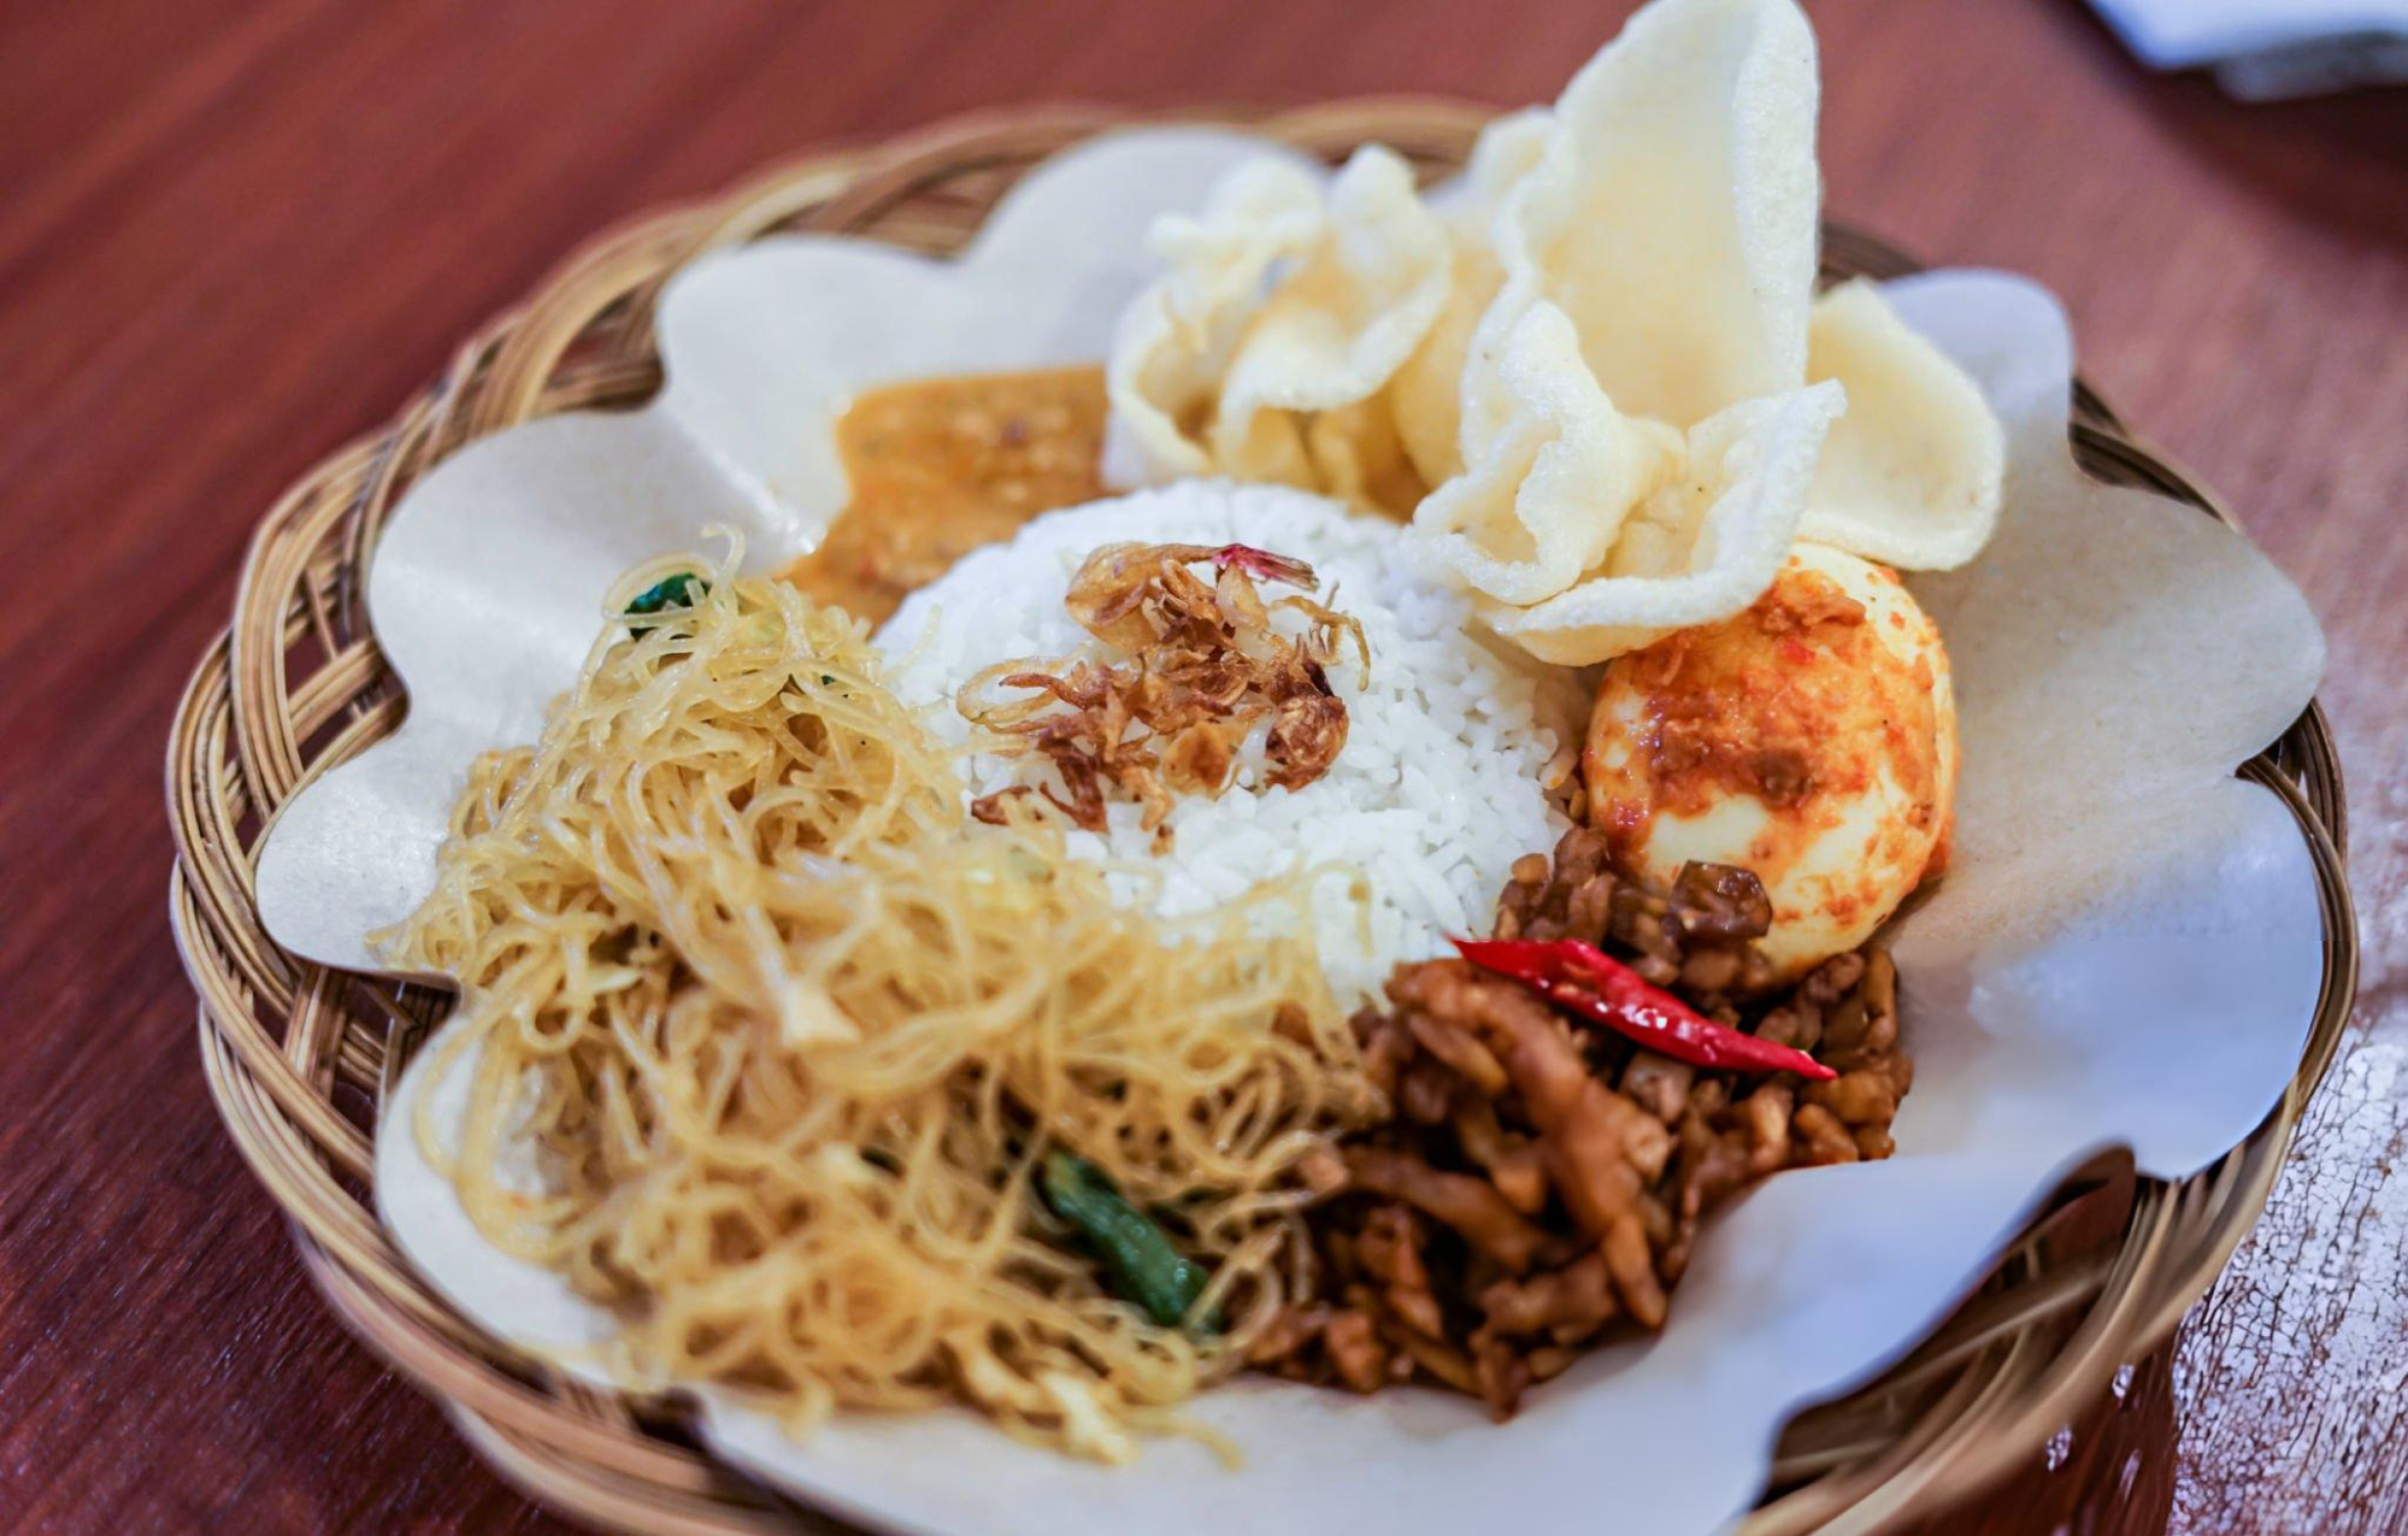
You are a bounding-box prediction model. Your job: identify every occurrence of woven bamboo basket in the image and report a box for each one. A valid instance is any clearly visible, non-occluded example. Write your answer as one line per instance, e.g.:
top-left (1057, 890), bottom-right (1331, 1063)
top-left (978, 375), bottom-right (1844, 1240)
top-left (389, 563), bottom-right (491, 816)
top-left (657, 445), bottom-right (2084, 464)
top-left (166, 103), bottom-right (2356, 1533)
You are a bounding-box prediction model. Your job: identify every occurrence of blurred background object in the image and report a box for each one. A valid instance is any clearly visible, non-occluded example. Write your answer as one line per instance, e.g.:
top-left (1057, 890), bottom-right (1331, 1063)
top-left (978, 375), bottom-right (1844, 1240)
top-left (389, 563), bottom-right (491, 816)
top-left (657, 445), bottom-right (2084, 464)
top-left (2090, 0), bottom-right (2408, 98)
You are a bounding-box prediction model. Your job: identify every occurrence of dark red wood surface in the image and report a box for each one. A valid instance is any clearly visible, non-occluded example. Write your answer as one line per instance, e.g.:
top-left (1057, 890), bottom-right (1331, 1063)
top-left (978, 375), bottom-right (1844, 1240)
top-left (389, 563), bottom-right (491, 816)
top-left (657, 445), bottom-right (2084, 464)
top-left (4, 1), bottom-right (2402, 1530)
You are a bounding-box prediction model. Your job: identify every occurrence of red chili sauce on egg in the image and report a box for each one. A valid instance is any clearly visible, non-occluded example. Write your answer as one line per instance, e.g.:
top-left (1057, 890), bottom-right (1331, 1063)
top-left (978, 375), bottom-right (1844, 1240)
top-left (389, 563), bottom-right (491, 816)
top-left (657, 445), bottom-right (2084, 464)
top-left (1586, 561), bottom-right (1944, 927)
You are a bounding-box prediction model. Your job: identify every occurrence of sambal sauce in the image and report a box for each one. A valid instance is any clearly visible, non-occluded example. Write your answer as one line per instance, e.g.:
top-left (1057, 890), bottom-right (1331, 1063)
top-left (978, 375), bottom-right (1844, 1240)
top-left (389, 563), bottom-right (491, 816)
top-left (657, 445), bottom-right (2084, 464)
top-left (778, 365), bottom-right (1107, 623)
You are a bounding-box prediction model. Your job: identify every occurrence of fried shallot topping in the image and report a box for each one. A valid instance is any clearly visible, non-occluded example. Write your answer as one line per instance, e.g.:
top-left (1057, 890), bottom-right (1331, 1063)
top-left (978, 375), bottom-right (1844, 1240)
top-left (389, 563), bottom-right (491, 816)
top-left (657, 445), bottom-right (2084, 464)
top-left (960, 542), bottom-right (1369, 845)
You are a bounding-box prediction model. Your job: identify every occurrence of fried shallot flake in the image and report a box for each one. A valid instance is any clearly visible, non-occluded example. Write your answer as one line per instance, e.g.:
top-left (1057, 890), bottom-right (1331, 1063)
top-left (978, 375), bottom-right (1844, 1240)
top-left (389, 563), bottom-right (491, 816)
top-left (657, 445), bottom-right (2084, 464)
top-left (961, 542), bottom-right (1369, 845)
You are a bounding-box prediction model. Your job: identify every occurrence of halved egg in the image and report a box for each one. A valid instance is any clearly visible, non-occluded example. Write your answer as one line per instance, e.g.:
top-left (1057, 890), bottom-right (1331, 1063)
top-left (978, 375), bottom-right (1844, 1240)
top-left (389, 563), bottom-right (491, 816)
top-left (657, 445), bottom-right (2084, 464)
top-left (1583, 544), bottom-right (1955, 979)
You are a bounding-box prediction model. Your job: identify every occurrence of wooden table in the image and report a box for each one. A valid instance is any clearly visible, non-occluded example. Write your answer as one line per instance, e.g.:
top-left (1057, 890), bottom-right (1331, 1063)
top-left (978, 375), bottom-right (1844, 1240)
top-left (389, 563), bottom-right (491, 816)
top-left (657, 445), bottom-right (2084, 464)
top-left (6, 0), bottom-right (2401, 1529)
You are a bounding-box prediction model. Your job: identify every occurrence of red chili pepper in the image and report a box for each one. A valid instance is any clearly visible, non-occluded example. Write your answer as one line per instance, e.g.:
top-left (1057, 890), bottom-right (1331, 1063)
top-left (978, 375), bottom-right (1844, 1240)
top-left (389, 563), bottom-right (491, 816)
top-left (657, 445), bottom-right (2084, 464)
top-left (1450, 937), bottom-right (1837, 1081)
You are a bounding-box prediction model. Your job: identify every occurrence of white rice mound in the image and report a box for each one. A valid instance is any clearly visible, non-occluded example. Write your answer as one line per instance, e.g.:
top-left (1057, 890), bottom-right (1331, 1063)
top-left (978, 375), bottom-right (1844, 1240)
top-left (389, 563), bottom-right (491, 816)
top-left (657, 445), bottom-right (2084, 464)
top-left (877, 482), bottom-right (1585, 1003)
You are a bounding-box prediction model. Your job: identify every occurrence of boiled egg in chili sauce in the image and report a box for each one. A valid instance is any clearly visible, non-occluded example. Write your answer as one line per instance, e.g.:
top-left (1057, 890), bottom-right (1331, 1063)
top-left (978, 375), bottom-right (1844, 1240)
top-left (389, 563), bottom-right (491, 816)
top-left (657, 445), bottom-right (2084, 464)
top-left (1583, 545), bottom-right (1955, 979)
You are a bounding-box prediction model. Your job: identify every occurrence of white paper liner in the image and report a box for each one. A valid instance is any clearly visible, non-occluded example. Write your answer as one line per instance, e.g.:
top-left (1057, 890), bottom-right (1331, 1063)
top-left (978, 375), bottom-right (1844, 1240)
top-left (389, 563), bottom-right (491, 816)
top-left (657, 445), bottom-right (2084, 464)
top-left (259, 133), bottom-right (2328, 1536)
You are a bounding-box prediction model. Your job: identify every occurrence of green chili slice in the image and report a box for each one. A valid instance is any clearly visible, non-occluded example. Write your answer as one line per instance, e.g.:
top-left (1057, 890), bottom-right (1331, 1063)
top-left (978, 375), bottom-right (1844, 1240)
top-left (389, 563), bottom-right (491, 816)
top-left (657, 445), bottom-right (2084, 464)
top-left (624, 572), bottom-right (708, 636)
top-left (1039, 1152), bottom-right (1215, 1330)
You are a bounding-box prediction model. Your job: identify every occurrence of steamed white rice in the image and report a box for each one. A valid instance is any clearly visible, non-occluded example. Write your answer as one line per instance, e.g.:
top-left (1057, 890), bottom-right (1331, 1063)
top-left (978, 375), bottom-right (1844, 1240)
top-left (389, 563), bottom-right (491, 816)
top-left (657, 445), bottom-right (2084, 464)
top-left (877, 482), bottom-right (1585, 1002)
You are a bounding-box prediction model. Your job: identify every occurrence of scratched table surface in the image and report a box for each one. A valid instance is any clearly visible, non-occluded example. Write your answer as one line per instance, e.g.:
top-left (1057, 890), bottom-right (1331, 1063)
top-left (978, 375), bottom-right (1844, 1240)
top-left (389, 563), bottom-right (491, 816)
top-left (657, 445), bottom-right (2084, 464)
top-left (4, 0), bottom-right (2402, 1530)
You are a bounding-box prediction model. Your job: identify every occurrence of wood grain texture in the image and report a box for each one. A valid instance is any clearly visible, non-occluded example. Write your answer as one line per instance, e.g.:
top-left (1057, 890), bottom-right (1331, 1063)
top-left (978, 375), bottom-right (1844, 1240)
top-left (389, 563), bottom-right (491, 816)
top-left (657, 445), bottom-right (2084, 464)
top-left (3, 0), bottom-right (2400, 1530)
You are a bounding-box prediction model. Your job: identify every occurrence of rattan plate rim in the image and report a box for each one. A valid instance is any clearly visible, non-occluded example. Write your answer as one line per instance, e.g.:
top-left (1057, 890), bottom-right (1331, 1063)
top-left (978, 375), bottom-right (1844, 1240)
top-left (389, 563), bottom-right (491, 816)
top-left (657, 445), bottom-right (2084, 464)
top-left (164, 102), bottom-right (2356, 1535)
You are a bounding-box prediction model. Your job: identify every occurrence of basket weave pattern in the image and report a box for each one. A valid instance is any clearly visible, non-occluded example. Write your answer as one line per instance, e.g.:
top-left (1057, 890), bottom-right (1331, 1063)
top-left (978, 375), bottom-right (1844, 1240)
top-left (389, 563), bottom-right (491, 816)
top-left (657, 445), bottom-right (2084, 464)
top-left (166, 104), bottom-right (2356, 1533)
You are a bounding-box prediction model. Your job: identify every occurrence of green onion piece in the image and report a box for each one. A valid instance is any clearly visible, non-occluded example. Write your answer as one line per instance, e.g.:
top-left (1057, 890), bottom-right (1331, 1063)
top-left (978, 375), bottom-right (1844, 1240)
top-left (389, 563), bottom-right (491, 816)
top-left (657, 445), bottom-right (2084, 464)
top-left (1039, 1152), bottom-right (1215, 1330)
